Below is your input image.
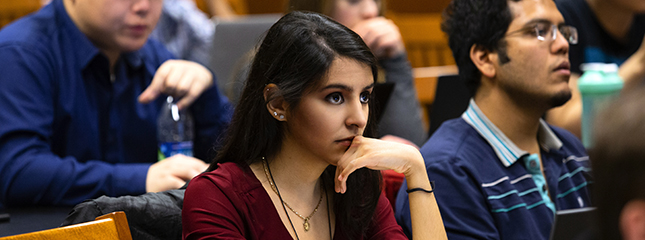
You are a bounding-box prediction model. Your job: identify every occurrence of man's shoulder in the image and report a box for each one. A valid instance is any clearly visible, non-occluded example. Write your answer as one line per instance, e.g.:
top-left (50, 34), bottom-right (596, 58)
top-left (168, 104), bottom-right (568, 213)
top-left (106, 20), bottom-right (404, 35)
top-left (0, 5), bottom-right (57, 48)
top-left (420, 118), bottom-right (495, 165)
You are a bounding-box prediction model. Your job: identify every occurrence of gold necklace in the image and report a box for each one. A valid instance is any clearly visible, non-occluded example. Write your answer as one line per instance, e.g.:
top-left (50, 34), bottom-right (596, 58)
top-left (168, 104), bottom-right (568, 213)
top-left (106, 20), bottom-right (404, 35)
top-left (262, 158), bottom-right (323, 232)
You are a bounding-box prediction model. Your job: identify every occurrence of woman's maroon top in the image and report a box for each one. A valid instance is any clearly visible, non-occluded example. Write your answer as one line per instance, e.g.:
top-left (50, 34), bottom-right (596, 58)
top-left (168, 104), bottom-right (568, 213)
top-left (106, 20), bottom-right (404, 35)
top-left (182, 162), bottom-right (407, 240)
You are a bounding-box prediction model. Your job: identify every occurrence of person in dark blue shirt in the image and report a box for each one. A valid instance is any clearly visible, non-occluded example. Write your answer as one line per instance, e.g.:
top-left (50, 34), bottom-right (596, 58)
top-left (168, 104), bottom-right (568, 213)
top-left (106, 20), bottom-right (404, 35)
top-left (395, 0), bottom-right (592, 239)
top-left (0, 0), bottom-right (232, 207)
top-left (546, 0), bottom-right (645, 138)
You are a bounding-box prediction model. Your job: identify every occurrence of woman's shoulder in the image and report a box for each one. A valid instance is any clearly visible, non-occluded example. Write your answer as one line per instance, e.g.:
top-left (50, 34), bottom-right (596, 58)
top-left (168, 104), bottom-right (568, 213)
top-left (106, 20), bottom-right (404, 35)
top-left (188, 162), bottom-right (258, 193)
top-left (183, 162), bottom-right (270, 239)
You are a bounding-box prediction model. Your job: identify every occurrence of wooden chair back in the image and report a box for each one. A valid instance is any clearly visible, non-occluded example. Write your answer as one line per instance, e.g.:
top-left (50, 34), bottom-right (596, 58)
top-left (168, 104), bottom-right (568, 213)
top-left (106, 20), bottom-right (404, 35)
top-left (387, 12), bottom-right (455, 68)
top-left (195, 0), bottom-right (250, 17)
top-left (0, 211), bottom-right (132, 240)
top-left (385, 12), bottom-right (458, 129)
top-left (385, 0), bottom-right (451, 13)
top-left (194, 0), bottom-right (287, 16)
top-left (0, 0), bottom-right (41, 29)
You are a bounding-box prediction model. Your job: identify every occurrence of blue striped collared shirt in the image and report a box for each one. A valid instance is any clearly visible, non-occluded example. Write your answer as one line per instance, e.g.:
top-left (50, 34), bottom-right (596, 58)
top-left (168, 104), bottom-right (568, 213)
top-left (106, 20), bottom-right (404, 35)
top-left (396, 99), bottom-right (592, 240)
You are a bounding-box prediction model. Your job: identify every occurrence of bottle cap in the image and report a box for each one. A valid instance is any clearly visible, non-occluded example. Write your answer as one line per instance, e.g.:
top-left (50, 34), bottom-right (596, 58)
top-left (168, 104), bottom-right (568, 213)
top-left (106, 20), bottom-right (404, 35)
top-left (578, 63), bottom-right (623, 93)
top-left (580, 63), bottom-right (606, 72)
top-left (602, 63), bottom-right (619, 73)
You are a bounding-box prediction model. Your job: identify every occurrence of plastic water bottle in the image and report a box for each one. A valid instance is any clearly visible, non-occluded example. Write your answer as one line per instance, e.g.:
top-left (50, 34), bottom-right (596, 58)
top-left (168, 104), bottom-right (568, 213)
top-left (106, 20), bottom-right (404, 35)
top-left (157, 96), bottom-right (194, 159)
top-left (578, 63), bottom-right (623, 148)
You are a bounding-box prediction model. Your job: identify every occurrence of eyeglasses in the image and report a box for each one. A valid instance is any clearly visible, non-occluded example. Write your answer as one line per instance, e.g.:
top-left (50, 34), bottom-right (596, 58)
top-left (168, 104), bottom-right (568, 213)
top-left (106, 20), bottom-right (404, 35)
top-left (507, 22), bottom-right (578, 45)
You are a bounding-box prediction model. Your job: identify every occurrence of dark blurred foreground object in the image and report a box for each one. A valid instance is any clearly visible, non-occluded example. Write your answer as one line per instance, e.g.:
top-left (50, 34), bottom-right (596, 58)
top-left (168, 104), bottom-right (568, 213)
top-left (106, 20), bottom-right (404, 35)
top-left (549, 207), bottom-right (597, 240)
top-left (62, 189), bottom-right (185, 240)
top-left (590, 87), bottom-right (645, 240)
top-left (0, 213), bottom-right (9, 222)
top-left (0, 207), bottom-right (70, 237)
top-left (428, 74), bottom-right (469, 137)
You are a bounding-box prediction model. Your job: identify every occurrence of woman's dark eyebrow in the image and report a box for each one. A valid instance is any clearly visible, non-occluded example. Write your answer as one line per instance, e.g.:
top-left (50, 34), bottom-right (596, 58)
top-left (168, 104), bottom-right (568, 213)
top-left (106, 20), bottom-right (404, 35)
top-left (322, 83), bottom-right (375, 92)
top-left (322, 84), bottom-right (352, 92)
top-left (363, 83), bottom-right (375, 91)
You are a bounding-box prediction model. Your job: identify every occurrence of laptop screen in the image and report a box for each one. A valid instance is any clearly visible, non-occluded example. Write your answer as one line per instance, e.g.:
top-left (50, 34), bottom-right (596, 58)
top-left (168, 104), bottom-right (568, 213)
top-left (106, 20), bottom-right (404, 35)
top-left (549, 207), bottom-right (596, 240)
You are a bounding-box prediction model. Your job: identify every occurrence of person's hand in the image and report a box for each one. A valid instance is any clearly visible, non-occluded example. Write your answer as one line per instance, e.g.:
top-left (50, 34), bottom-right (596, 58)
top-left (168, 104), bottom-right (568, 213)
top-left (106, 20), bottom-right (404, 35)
top-left (334, 136), bottom-right (425, 194)
top-left (619, 36), bottom-right (645, 89)
top-left (138, 59), bottom-right (213, 110)
top-left (146, 154), bottom-right (209, 192)
top-left (351, 17), bottom-right (406, 59)
top-left (335, 137), bottom-right (445, 240)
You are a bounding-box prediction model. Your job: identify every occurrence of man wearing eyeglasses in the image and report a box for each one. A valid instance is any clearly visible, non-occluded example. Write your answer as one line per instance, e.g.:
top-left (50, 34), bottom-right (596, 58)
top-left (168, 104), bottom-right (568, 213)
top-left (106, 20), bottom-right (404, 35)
top-left (395, 0), bottom-right (592, 239)
top-left (546, 0), bottom-right (645, 138)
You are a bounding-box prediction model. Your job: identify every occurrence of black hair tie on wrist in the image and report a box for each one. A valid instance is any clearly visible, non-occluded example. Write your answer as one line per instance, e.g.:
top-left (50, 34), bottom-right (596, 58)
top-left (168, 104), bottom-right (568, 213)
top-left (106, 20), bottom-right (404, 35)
top-left (406, 181), bottom-right (435, 194)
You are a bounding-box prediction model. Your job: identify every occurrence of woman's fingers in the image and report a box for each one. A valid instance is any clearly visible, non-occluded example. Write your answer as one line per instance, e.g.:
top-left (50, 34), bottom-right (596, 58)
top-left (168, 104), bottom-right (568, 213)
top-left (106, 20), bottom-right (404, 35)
top-left (335, 136), bottom-right (364, 193)
top-left (335, 136), bottom-right (425, 193)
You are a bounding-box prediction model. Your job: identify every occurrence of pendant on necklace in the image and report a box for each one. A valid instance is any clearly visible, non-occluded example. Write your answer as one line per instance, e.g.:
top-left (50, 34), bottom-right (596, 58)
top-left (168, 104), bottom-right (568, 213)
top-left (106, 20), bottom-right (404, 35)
top-left (303, 219), bottom-right (310, 232)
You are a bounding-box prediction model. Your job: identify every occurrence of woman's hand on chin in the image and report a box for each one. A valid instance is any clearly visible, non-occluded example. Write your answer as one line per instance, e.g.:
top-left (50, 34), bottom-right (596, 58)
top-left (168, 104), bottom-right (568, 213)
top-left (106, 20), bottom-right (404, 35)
top-left (334, 136), bottom-right (425, 193)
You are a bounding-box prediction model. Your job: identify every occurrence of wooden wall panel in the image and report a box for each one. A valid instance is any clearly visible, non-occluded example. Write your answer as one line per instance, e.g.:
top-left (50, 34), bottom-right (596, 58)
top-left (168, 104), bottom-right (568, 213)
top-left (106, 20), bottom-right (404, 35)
top-left (386, 0), bottom-right (451, 13)
top-left (245, 0), bottom-right (286, 14)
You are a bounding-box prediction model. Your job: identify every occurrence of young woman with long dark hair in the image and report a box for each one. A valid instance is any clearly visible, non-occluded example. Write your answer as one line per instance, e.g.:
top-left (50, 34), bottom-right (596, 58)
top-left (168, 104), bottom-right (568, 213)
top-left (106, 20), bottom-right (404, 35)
top-left (182, 11), bottom-right (446, 240)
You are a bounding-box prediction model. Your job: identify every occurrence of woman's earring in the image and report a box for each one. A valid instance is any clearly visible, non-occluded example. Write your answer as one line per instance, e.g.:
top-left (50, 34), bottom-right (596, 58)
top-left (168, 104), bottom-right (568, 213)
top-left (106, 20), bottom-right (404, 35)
top-left (274, 112), bottom-right (277, 116)
top-left (279, 115), bottom-right (285, 119)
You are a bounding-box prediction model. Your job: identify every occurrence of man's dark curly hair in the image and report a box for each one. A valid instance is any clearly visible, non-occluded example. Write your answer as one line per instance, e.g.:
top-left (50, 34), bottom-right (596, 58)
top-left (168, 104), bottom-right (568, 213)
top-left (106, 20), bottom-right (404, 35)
top-left (441, 0), bottom-right (521, 96)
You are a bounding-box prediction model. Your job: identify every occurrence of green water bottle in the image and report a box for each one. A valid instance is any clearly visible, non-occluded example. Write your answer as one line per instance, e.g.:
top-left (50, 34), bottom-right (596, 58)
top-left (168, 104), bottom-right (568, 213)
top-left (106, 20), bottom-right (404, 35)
top-left (578, 63), bottom-right (623, 148)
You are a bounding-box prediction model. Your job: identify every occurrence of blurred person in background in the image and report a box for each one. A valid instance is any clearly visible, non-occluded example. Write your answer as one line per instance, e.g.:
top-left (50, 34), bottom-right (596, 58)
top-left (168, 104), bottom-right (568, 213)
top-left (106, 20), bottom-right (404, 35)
top-left (547, 0), bottom-right (645, 137)
top-left (149, 0), bottom-right (240, 67)
top-left (0, 0), bottom-right (232, 207)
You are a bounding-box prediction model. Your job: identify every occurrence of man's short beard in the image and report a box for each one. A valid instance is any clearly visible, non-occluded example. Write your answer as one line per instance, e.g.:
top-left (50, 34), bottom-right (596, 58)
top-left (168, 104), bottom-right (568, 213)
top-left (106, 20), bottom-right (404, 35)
top-left (501, 82), bottom-right (573, 111)
top-left (549, 90), bottom-right (572, 108)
